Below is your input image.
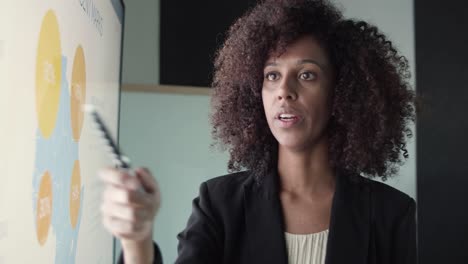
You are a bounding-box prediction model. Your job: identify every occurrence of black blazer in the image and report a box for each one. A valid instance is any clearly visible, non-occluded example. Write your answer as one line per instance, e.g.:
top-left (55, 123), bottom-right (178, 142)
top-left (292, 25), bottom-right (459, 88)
top-left (120, 169), bottom-right (417, 264)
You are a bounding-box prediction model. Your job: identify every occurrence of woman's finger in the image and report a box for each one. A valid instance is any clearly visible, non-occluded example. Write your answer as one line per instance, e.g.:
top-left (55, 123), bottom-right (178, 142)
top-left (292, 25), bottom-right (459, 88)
top-left (103, 184), bottom-right (146, 205)
top-left (102, 215), bottom-right (142, 237)
top-left (101, 201), bottom-right (149, 222)
top-left (134, 167), bottom-right (158, 194)
top-left (134, 168), bottom-right (161, 216)
top-left (99, 167), bottom-right (141, 191)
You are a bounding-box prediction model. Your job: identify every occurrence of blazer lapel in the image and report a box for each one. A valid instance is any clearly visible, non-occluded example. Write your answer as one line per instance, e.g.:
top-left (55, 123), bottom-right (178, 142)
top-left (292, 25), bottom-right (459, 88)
top-left (243, 169), bottom-right (288, 263)
top-left (242, 170), bottom-right (371, 264)
top-left (325, 172), bottom-right (371, 264)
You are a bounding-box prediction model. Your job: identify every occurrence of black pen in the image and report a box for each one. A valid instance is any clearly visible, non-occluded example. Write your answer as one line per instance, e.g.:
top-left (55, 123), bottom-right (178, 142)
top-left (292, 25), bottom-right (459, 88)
top-left (82, 104), bottom-right (132, 170)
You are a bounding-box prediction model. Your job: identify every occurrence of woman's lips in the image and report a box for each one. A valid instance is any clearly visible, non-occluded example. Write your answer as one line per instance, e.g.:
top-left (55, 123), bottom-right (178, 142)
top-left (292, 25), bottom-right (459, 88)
top-left (275, 115), bottom-right (302, 128)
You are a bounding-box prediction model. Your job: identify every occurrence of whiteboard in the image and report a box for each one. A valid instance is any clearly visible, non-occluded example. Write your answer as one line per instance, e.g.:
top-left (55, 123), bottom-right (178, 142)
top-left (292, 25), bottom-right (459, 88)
top-left (0, 0), bottom-right (124, 263)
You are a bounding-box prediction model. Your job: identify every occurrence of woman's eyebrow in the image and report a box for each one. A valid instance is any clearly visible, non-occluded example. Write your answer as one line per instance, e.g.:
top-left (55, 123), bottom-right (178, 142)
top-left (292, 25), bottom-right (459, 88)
top-left (297, 59), bottom-right (325, 71)
top-left (264, 61), bottom-right (277, 67)
top-left (264, 59), bottom-right (326, 71)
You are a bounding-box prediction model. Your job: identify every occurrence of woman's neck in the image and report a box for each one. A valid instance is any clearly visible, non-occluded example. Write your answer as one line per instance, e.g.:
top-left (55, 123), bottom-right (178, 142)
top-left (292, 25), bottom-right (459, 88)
top-left (277, 137), bottom-right (335, 197)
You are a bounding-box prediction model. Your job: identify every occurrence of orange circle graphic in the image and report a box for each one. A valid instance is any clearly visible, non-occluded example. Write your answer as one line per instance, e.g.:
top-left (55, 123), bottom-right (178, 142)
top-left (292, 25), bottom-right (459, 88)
top-left (36, 171), bottom-right (53, 246)
top-left (69, 160), bottom-right (81, 228)
top-left (71, 46), bottom-right (86, 141)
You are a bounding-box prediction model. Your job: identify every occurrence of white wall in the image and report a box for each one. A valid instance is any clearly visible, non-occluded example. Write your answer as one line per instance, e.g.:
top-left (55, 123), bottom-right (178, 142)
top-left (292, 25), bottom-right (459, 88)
top-left (118, 0), bottom-right (416, 262)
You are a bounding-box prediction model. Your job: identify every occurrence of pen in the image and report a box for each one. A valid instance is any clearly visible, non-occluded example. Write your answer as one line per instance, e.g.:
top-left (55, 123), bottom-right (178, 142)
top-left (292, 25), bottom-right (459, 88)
top-left (82, 104), bottom-right (132, 170)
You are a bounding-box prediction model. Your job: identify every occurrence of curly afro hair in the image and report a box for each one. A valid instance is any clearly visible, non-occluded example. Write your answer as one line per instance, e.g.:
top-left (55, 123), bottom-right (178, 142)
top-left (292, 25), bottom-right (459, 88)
top-left (210, 0), bottom-right (416, 181)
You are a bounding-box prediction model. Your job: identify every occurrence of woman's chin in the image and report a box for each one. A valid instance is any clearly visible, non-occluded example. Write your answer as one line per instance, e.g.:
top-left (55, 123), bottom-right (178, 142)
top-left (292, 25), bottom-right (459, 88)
top-left (275, 132), bottom-right (325, 153)
top-left (276, 137), bottom-right (308, 151)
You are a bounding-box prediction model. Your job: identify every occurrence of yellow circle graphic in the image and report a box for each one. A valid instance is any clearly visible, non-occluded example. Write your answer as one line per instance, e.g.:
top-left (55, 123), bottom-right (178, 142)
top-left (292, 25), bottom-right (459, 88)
top-left (36, 171), bottom-right (53, 246)
top-left (36, 10), bottom-right (62, 139)
top-left (71, 46), bottom-right (86, 141)
top-left (69, 160), bottom-right (81, 228)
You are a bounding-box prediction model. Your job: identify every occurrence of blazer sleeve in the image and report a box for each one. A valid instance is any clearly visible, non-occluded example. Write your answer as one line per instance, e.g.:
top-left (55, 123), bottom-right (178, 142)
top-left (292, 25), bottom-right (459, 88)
top-left (175, 182), bottom-right (223, 263)
top-left (392, 198), bottom-right (418, 264)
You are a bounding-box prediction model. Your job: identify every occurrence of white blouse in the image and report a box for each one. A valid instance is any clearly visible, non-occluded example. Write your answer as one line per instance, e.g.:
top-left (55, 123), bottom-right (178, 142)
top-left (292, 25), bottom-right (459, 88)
top-left (284, 229), bottom-right (329, 264)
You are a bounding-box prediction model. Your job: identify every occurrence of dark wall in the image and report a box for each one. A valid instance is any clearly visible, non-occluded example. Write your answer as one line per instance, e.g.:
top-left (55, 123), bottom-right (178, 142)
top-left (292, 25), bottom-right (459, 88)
top-left (415, 0), bottom-right (468, 263)
top-left (160, 0), bottom-right (256, 87)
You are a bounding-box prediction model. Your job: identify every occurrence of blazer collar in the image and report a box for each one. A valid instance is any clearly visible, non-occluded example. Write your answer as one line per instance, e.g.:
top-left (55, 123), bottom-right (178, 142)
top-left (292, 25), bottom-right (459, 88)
top-left (325, 171), bottom-right (371, 264)
top-left (243, 169), bottom-right (288, 263)
top-left (243, 169), bottom-right (371, 264)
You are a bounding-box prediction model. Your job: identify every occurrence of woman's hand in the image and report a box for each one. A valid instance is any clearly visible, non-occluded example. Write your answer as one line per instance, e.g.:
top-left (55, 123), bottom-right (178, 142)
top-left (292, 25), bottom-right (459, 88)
top-left (99, 167), bottom-right (161, 263)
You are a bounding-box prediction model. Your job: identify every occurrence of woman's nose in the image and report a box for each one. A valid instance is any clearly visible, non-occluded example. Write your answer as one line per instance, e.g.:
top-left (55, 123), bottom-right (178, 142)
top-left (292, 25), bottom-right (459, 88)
top-left (277, 78), bottom-right (298, 101)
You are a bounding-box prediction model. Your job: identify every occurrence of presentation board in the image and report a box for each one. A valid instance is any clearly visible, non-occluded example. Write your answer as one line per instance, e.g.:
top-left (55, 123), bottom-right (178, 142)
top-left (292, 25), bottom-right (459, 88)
top-left (0, 0), bottom-right (124, 263)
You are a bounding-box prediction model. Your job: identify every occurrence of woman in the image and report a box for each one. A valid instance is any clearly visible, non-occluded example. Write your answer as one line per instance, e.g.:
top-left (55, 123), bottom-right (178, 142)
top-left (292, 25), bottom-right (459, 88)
top-left (99, 0), bottom-right (418, 263)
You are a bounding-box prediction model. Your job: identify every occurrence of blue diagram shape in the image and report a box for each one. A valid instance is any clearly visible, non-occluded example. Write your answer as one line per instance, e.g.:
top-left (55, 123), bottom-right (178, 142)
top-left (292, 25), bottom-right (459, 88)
top-left (32, 55), bottom-right (84, 264)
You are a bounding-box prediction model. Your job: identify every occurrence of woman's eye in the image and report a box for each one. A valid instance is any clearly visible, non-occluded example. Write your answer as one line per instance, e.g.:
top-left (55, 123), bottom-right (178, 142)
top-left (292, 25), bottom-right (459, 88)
top-left (265, 72), bottom-right (278, 81)
top-left (299, 72), bottom-right (316, 80)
